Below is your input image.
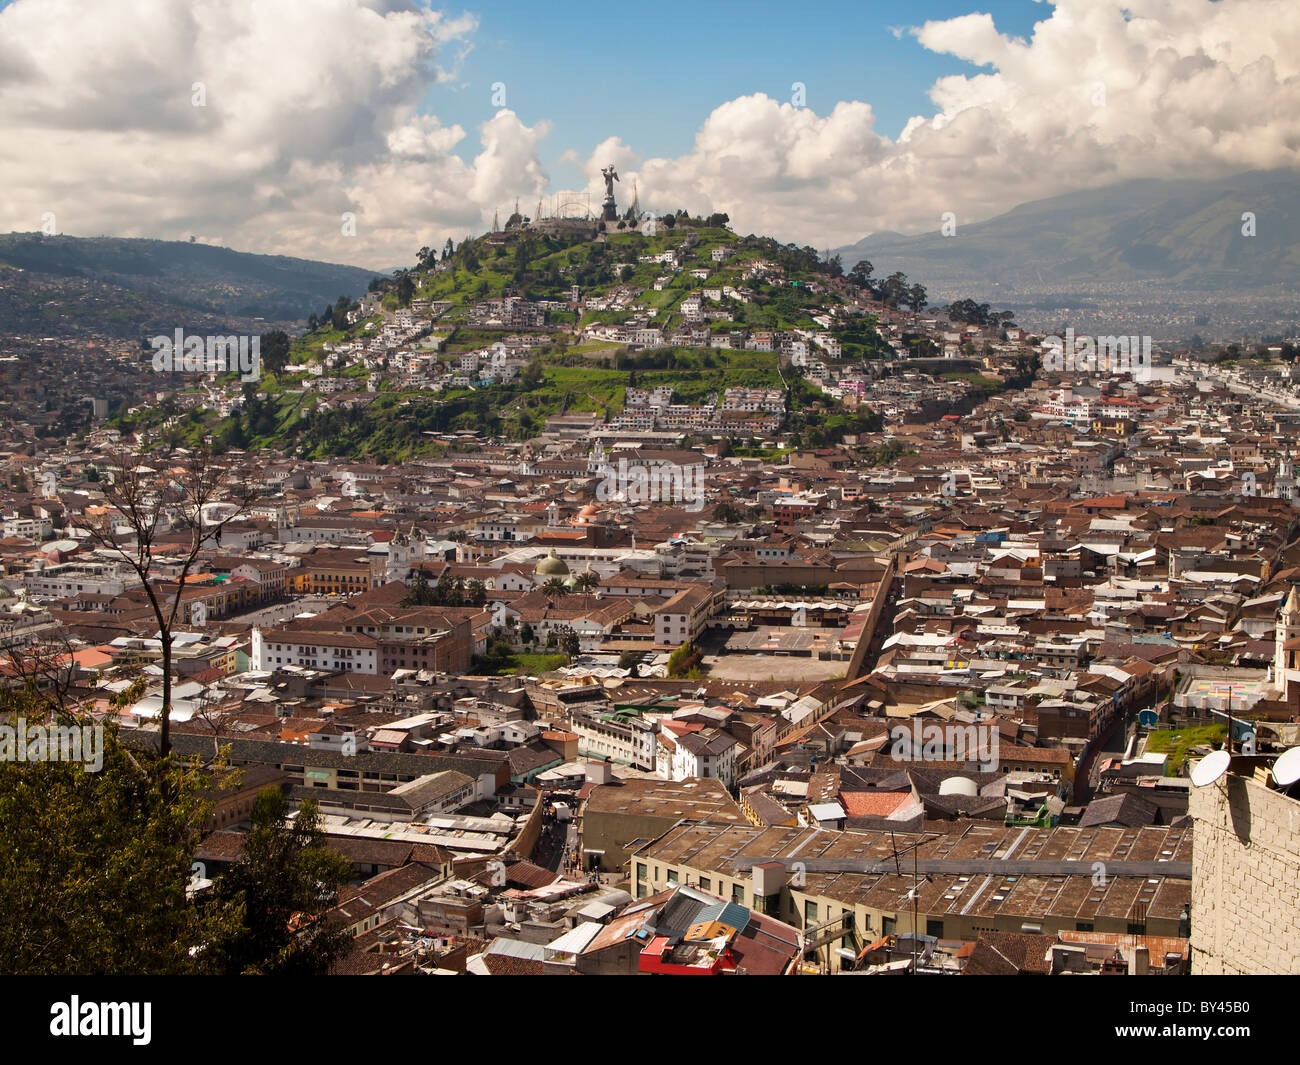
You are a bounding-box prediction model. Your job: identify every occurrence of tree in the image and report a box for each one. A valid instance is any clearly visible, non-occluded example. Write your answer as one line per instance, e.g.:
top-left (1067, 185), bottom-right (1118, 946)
top-left (947, 298), bottom-right (999, 327)
top-left (260, 329), bottom-right (291, 377)
top-left (0, 673), bottom-right (240, 974)
top-left (555, 626), bottom-right (580, 661)
top-left (73, 448), bottom-right (259, 758)
top-left (666, 641), bottom-right (702, 678)
top-left (848, 260), bottom-right (875, 289)
top-left (573, 571), bottom-right (599, 592)
top-left (331, 295), bottom-right (350, 331)
top-left (542, 577), bottom-right (569, 601)
top-left (395, 272), bottom-right (415, 308)
top-left (519, 360), bottom-right (544, 390)
top-left (402, 571), bottom-right (436, 606)
top-left (209, 788), bottom-right (353, 975)
top-left (880, 271), bottom-right (909, 308)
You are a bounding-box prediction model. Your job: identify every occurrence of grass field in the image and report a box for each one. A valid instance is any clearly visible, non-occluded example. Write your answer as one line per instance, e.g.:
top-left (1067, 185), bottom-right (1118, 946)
top-left (1144, 724), bottom-right (1228, 775)
top-left (479, 652), bottom-right (570, 677)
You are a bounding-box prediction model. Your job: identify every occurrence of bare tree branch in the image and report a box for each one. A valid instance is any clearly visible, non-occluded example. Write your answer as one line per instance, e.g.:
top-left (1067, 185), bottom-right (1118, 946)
top-left (70, 446), bottom-right (260, 760)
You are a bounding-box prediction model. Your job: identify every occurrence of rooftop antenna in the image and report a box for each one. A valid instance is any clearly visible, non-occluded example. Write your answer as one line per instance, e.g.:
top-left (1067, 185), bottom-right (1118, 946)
top-left (887, 831), bottom-right (933, 974)
top-left (1218, 682), bottom-right (1235, 754)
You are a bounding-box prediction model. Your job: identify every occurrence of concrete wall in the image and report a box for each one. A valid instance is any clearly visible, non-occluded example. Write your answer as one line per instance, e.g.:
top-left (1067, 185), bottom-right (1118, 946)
top-left (1191, 773), bottom-right (1300, 974)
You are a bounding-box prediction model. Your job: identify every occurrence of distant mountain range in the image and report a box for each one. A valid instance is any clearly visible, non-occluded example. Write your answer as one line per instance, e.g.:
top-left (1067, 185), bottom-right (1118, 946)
top-left (0, 234), bottom-right (379, 339)
top-left (834, 170), bottom-right (1300, 340)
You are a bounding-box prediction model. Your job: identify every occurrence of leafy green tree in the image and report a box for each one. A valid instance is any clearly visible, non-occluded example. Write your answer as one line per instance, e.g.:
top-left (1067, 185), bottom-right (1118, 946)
top-left (666, 641), bottom-right (701, 678)
top-left (0, 747), bottom-right (236, 973)
top-left (0, 672), bottom-right (239, 975)
top-left (880, 271), bottom-right (910, 308)
top-left (395, 273), bottom-right (415, 308)
top-left (848, 260), bottom-right (874, 289)
top-left (520, 360), bottom-right (544, 390)
top-left (260, 330), bottom-right (292, 376)
top-left (209, 788), bottom-right (353, 976)
top-left (402, 571), bottom-right (437, 606)
top-left (331, 295), bottom-right (350, 330)
top-left (556, 626), bottom-right (581, 660)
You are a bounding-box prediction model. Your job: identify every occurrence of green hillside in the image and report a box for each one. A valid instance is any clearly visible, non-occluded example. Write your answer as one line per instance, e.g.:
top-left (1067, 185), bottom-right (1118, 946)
top-left (110, 218), bottom-right (883, 461)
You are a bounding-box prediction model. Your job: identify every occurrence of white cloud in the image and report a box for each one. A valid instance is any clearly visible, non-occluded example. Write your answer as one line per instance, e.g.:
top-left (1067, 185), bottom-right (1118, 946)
top-left (0, 0), bottom-right (546, 267)
top-left (3, 0), bottom-right (1299, 266)
top-left (601, 0), bottom-right (1300, 247)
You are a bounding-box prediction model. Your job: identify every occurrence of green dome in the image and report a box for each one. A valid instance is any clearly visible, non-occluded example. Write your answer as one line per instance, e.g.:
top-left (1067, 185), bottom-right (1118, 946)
top-left (536, 549), bottom-right (570, 577)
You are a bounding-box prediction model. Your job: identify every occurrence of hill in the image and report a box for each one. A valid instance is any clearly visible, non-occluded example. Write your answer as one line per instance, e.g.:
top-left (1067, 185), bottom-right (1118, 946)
top-left (110, 218), bottom-right (886, 461)
top-left (834, 170), bottom-right (1300, 338)
top-left (0, 233), bottom-right (380, 338)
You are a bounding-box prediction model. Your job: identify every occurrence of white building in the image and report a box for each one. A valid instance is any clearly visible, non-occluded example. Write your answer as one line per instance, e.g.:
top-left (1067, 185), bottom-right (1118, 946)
top-left (666, 728), bottom-right (737, 788)
top-left (252, 627), bottom-right (379, 674)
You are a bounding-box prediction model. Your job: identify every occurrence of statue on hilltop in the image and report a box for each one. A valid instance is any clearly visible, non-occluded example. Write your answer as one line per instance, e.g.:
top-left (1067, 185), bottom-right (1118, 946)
top-left (600, 164), bottom-right (619, 221)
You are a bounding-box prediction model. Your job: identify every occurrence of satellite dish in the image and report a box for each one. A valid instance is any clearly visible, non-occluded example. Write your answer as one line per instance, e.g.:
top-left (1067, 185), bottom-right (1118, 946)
top-left (1272, 747), bottom-right (1300, 788)
top-left (1191, 749), bottom-right (1231, 788)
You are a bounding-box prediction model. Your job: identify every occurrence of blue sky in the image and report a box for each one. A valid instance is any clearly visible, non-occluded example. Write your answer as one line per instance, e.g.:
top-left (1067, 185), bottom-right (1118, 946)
top-left (427, 0), bottom-right (1045, 189)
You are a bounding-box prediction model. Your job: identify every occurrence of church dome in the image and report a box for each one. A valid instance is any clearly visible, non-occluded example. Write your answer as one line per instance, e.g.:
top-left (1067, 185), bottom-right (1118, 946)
top-left (536, 549), bottom-right (570, 577)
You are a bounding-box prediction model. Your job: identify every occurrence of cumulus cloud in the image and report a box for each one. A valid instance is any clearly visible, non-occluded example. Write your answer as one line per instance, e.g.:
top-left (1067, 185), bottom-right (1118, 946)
top-left (603, 0), bottom-right (1300, 246)
top-left (0, 0), bottom-right (547, 267)
top-left (4, 0), bottom-right (1299, 264)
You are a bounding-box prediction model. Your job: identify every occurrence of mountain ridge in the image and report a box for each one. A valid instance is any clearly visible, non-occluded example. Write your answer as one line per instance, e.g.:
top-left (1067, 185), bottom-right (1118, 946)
top-left (0, 232), bottom-right (380, 338)
top-left (835, 169), bottom-right (1300, 293)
